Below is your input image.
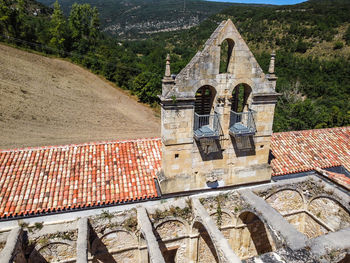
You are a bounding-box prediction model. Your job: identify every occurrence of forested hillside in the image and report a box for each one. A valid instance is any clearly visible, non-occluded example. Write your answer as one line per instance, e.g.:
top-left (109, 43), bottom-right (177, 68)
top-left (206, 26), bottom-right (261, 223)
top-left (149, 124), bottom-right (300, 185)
top-left (36, 0), bottom-right (233, 38)
top-left (153, 0), bottom-right (350, 131)
top-left (0, 0), bottom-right (349, 132)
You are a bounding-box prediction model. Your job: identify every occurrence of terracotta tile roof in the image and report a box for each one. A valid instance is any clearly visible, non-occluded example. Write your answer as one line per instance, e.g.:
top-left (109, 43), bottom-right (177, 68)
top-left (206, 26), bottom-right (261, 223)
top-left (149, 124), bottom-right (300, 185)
top-left (271, 126), bottom-right (350, 176)
top-left (0, 126), bottom-right (349, 219)
top-left (315, 168), bottom-right (350, 190)
top-left (0, 138), bottom-right (161, 219)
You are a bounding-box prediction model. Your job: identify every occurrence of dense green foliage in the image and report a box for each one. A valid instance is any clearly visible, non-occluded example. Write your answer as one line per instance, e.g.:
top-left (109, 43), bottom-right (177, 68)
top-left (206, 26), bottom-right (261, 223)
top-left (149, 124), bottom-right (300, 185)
top-left (0, 0), bottom-right (349, 132)
top-left (36, 0), bottom-right (232, 38)
top-left (150, 0), bottom-right (350, 131)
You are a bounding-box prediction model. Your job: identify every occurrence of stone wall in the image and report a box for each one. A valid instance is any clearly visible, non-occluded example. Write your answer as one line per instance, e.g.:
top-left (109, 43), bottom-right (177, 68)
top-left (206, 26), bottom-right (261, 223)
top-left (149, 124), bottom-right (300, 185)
top-left (258, 178), bottom-right (350, 239)
top-left (0, 176), bottom-right (348, 263)
top-left (159, 19), bottom-right (279, 193)
top-left (200, 192), bottom-right (276, 259)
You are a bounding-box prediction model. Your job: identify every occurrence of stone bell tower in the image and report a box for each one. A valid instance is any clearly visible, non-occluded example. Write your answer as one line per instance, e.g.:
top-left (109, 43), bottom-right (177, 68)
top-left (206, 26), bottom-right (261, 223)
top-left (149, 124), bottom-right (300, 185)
top-left (158, 19), bottom-right (279, 194)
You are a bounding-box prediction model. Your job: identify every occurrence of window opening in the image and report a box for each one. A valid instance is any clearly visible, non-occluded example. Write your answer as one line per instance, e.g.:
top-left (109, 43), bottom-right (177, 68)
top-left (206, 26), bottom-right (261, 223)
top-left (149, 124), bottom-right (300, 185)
top-left (195, 85), bottom-right (215, 115)
top-left (219, 39), bottom-right (234, 73)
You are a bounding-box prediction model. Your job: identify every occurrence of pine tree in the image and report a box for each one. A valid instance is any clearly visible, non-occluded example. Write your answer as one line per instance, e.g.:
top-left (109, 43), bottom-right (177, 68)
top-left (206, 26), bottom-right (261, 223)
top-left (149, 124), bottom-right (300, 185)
top-left (49, 0), bottom-right (67, 54)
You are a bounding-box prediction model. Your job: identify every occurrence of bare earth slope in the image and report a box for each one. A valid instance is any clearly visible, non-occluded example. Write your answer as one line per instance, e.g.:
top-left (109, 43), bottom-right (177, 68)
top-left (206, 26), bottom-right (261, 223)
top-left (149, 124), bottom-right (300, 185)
top-left (0, 44), bottom-right (160, 149)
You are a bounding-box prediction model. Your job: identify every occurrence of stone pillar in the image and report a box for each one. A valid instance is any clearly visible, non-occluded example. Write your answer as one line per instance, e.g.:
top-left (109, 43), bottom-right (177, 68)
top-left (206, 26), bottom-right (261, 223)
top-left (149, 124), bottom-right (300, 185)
top-left (0, 227), bottom-right (26, 263)
top-left (77, 218), bottom-right (89, 263)
top-left (239, 189), bottom-right (307, 250)
top-left (137, 207), bottom-right (165, 263)
top-left (192, 199), bottom-right (241, 263)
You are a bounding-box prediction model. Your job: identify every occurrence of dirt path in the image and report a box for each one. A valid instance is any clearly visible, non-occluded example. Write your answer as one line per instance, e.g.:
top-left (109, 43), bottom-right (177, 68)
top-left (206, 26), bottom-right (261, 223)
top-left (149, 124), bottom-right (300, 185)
top-left (0, 44), bottom-right (160, 149)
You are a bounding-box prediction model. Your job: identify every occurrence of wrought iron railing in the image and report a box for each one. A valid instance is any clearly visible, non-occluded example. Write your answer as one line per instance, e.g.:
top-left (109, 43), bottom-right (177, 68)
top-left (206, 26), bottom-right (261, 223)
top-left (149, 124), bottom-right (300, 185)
top-left (229, 109), bottom-right (256, 136)
top-left (193, 112), bottom-right (221, 140)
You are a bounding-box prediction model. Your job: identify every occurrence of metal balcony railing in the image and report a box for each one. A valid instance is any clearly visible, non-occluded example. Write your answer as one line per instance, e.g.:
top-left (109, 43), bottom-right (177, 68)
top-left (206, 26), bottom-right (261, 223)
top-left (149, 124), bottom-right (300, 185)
top-left (229, 109), bottom-right (256, 136)
top-left (194, 112), bottom-right (221, 140)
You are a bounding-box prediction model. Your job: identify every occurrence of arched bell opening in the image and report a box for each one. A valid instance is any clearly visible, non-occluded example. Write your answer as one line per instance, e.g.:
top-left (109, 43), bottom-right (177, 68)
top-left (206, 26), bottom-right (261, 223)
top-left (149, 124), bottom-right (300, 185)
top-left (231, 84), bottom-right (252, 113)
top-left (195, 85), bottom-right (216, 115)
top-left (194, 86), bottom-right (221, 140)
top-left (229, 84), bottom-right (256, 137)
top-left (219, 38), bottom-right (235, 74)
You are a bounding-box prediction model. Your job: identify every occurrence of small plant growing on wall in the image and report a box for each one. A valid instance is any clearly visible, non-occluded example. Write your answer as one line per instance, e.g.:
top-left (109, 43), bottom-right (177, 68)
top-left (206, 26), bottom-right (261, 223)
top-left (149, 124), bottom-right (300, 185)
top-left (100, 210), bottom-right (114, 221)
top-left (171, 95), bottom-right (177, 104)
top-left (34, 222), bottom-right (44, 230)
top-left (123, 216), bottom-right (138, 232)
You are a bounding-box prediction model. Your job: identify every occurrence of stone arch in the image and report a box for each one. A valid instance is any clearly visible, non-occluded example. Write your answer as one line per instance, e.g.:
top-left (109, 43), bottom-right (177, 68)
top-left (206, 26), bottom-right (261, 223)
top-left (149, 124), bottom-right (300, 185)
top-left (92, 229), bottom-right (138, 252)
top-left (192, 220), bottom-right (219, 263)
top-left (265, 188), bottom-right (305, 214)
top-left (195, 85), bottom-right (217, 115)
top-left (91, 229), bottom-right (138, 262)
top-left (234, 211), bottom-right (275, 259)
top-left (308, 196), bottom-right (350, 231)
top-left (209, 209), bottom-right (234, 227)
top-left (231, 83), bottom-right (253, 113)
top-left (36, 241), bottom-right (75, 262)
top-left (219, 38), bottom-right (235, 73)
top-left (155, 218), bottom-right (189, 263)
top-left (154, 217), bottom-right (189, 240)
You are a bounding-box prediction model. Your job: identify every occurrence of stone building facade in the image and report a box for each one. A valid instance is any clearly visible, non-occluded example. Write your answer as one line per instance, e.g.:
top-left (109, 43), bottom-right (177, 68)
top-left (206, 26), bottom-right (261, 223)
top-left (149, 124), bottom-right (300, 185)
top-left (159, 19), bottom-right (279, 193)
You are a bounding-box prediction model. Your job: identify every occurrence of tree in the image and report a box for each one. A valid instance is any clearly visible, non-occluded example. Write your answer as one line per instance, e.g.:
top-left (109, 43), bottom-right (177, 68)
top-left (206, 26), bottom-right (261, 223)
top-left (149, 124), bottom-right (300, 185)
top-left (68, 3), bottom-right (100, 53)
top-left (0, 0), bottom-right (11, 35)
top-left (130, 72), bottom-right (161, 105)
top-left (344, 25), bottom-right (350, 44)
top-left (49, 0), bottom-right (67, 53)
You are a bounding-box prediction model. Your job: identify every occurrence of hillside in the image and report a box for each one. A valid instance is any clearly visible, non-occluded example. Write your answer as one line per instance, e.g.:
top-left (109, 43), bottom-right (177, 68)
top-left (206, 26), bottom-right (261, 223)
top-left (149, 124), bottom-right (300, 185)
top-left (0, 44), bottom-right (160, 149)
top-left (157, 0), bottom-right (350, 58)
top-left (148, 0), bottom-right (350, 131)
top-left (37, 0), bottom-right (233, 38)
top-left (1, 0), bottom-right (349, 133)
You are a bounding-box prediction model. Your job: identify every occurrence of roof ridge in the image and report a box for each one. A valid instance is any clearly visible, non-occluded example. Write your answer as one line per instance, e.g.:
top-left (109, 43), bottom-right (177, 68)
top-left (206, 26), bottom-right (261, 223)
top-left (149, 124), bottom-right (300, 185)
top-left (0, 137), bottom-right (162, 153)
top-left (272, 126), bottom-right (350, 136)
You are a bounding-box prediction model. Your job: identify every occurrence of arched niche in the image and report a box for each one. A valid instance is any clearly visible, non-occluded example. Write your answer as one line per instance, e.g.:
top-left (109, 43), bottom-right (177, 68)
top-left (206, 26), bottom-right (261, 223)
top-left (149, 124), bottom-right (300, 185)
top-left (235, 211), bottom-right (274, 259)
top-left (192, 221), bottom-right (219, 263)
top-left (219, 38), bottom-right (235, 74)
top-left (91, 229), bottom-right (138, 262)
top-left (36, 242), bottom-right (75, 262)
top-left (154, 218), bottom-right (189, 263)
top-left (155, 218), bottom-right (188, 240)
top-left (265, 189), bottom-right (305, 214)
top-left (308, 196), bottom-right (350, 231)
top-left (195, 85), bottom-right (217, 115)
top-left (209, 210), bottom-right (233, 228)
top-left (231, 83), bottom-right (252, 113)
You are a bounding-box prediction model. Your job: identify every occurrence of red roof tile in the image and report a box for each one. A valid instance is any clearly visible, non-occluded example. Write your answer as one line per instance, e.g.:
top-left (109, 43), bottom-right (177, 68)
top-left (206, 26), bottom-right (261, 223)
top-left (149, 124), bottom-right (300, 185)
top-left (0, 138), bottom-right (162, 218)
top-left (271, 126), bottom-right (350, 176)
top-left (0, 126), bottom-right (349, 219)
top-left (315, 168), bottom-right (350, 190)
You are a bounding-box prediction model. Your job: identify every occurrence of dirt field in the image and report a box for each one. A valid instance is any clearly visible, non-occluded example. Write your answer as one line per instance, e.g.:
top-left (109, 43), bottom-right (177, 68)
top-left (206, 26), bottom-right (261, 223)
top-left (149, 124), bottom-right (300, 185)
top-left (0, 44), bottom-right (160, 149)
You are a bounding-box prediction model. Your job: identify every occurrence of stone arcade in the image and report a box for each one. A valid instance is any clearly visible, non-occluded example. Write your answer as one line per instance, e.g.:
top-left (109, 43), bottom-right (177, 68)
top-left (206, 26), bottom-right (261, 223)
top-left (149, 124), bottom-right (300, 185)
top-left (0, 20), bottom-right (349, 263)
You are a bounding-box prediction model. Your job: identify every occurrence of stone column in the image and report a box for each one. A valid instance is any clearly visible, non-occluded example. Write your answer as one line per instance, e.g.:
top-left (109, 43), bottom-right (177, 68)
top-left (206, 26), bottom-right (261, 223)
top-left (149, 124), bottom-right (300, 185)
top-left (0, 227), bottom-right (26, 263)
top-left (192, 199), bottom-right (241, 263)
top-left (239, 189), bottom-right (308, 250)
top-left (77, 217), bottom-right (89, 263)
top-left (137, 207), bottom-right (165, 263)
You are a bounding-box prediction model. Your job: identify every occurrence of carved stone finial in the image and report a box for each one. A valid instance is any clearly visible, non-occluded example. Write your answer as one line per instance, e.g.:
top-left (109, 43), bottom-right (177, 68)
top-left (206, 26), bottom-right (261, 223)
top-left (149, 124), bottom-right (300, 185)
top-left (164, 54), bottom-right (171, 78)
top-left (268, 51), bottom-right (275, 74)
top-left (268, 51), bottom-right (277, 81)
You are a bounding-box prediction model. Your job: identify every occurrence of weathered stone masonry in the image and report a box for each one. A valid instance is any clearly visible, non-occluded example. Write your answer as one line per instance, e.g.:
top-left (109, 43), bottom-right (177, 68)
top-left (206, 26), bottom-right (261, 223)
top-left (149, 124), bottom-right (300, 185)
top-left (159, 19), bottom-right (279, 193)
top-left (0, 175), bottom-right (349, 263)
